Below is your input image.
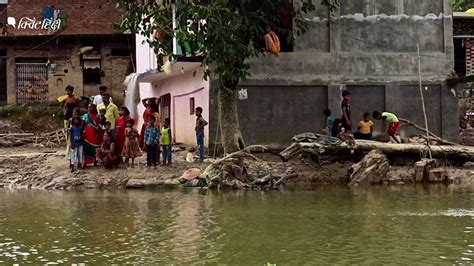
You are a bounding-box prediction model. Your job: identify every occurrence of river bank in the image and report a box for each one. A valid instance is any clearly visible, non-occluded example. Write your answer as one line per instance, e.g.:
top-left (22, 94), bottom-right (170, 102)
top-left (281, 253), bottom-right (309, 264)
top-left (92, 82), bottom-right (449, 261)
top-left (1, 145), bottom-right (474, 190)
top-left (0, 146), bottom-right (349, 190)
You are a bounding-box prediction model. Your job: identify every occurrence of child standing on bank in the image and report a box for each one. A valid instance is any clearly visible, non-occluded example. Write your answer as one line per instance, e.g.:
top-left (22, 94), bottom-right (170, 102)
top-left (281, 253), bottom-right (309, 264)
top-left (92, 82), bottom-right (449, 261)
top-left (355, 112), bottom-right (374, 140)
top-left (143, 116), bottom-right (160, 168)
top-left (341, 90), bottom-right (352, 132)
top-left (70, 116), bottom-right (85, 172)
top-left (161, 118), bottom-right (172, 165)
top-left (122, 119), bottom-right (142, 168)
top-left (373, 111), bottom-right (401, 143)
top-left (195, 107), bottom-right (208, 162)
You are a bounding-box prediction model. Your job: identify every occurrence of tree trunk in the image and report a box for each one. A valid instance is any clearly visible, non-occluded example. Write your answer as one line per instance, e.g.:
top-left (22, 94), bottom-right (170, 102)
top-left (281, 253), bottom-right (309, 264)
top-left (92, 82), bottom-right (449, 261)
top-left (219, 86), bottom-right (245, 154)
top-left (348, 150), bottom-right (390, 186)
top-left (280, 139), bottom-right (474, 163)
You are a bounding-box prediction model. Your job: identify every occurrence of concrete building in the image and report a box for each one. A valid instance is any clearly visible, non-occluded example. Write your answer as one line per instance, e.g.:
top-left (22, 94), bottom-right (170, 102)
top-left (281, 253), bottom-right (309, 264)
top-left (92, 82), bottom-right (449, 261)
top-left (0, 0), bottom-right (135, 106)
top-left (135, 0), bottom-right (457, 150)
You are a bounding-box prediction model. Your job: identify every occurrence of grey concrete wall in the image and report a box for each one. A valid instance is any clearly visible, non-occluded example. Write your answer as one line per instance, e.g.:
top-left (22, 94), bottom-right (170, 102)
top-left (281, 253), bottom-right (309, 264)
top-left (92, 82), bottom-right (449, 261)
top-left (209, 83), bottom-right (457, 148)
top-left (250, 0), bottom-right (453, 80)
top-left (346, 85), bottom-right (386, 125)
top-left (210, 80), bottom-right (460, 146)
top-left (209, 0), bottom-right (459, 148)
top-left (340, 0), bottom-right (443, 16)
top-left (340, 15), bottom-right (444, 53)
top-left (237, 86), bottom-right (327, 146)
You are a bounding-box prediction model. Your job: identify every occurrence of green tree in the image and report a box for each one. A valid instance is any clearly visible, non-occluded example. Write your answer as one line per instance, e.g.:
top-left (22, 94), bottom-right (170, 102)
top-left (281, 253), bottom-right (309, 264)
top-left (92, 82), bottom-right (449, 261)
top-left (453, 0), bottom-right (474, 12)
top-left (117, 0), bottom-right (339, 153)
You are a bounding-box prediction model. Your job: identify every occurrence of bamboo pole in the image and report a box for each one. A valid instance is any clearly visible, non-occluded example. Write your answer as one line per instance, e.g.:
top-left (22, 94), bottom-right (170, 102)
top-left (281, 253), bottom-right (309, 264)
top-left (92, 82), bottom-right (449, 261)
top-left (417, 43), bottom-right (432, 159)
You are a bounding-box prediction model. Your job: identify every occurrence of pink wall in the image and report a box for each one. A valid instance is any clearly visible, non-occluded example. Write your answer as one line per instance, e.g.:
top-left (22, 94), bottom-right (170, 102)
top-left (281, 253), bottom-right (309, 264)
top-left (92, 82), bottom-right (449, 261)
top-left (135, 34), bottom-right (210, 147)
top-left (153, 67), bottom-right (210, 146)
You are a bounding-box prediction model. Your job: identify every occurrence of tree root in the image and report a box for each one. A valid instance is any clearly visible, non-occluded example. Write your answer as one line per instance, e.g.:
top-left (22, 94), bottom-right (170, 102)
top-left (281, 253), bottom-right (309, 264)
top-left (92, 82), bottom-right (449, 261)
top-left (199, 150), bottom-right (295, 189)
top-left (243, 145), bottom-right (268, 153)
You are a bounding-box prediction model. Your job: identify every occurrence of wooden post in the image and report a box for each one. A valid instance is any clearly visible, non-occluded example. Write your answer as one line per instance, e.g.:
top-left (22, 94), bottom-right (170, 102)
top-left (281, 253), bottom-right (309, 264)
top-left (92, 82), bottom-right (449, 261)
top-left (417, 44), bottom-right (432, 159)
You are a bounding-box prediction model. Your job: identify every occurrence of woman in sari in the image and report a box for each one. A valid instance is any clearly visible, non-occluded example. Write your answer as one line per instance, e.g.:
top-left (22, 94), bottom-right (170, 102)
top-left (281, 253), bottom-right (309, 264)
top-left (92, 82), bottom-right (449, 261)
top-left (115, 106), bottom-right (131, 160)
top-left (82, 103), bottom-right (101, 165)
top-left (96, 132), bottom-right (120, 169)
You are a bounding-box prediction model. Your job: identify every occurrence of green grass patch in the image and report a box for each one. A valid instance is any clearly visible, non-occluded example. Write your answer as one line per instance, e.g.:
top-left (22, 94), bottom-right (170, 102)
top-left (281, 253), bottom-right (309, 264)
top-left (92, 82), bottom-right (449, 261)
top-left (0, 104), bottom-right (63, 132)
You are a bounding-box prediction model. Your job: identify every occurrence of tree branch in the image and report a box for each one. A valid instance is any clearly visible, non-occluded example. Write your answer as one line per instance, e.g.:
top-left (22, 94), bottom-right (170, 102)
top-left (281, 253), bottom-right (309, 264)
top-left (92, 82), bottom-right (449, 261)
top-left (399, 118), bottom-right (457, 146)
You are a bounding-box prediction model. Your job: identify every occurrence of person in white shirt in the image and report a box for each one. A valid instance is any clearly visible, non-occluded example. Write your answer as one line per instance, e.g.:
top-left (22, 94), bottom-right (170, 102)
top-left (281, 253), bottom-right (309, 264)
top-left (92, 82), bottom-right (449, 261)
top-left (92, 86), bottom-right (113, 106)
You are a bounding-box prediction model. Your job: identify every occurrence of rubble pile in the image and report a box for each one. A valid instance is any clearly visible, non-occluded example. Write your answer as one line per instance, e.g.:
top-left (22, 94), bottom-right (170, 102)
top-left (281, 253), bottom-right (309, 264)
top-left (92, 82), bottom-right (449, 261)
top-left (0, 129), bottom-right (65, 147)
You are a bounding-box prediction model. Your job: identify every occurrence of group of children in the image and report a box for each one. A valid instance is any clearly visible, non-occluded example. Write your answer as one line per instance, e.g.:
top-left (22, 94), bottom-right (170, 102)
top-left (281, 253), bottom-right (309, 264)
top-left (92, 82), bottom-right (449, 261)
top-left (120, 116), bottom-right (173, 169)
top-left (68, 102), bottom-right (206, 172)
top-left (69, 116), bottom-right (174, 172)
top-left (323, 90), bottom-right (401, 143)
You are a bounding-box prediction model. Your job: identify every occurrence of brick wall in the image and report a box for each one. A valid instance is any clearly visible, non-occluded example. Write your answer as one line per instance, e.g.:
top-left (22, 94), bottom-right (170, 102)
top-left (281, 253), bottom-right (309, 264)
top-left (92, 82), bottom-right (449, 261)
top-left (6, 0), bottom-right (123, 36)
top-left (2, 35), bottom-right (134, 105)
top-left (48, 36), bottom-right (133, 105)
top-left (0, 4), bottom-right (6, 26)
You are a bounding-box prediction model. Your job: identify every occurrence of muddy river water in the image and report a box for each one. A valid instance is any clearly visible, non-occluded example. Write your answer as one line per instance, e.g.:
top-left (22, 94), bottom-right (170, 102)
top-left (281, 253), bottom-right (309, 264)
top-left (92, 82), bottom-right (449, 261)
top-left (0, 186), bottom-right (473, 264)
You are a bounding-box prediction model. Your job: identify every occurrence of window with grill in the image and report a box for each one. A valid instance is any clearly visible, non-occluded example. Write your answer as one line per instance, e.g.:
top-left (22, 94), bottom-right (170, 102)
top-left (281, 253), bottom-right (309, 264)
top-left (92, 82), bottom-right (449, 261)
top-left (82, 53), bottom-right (101, 84)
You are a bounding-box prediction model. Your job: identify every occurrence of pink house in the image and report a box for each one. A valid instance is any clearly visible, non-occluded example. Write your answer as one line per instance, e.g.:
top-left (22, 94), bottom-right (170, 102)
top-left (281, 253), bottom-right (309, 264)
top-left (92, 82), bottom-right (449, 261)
top-left (134, 34), bottom-right (210, 147)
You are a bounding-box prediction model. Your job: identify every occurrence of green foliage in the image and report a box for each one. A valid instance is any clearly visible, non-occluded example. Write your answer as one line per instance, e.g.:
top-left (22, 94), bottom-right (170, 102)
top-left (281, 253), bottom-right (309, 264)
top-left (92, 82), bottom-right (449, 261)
top-left (116, 0), bottom-right (339, 88)
top-left (453, 0), bottom-right (474, 12)
top-left (0, 104), bottom-right (63, 131)
top-left (0, 105), bottom-right (26, 118)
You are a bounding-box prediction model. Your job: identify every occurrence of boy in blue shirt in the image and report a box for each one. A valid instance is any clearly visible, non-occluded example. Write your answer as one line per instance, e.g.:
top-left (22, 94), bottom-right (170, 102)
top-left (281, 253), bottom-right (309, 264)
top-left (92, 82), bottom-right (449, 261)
top-left (143, 116), bottom-right (160, 167)
top-left (323, 108), bottom-right (334, 135)
top-left (70, 116), bottom-right (85, 172)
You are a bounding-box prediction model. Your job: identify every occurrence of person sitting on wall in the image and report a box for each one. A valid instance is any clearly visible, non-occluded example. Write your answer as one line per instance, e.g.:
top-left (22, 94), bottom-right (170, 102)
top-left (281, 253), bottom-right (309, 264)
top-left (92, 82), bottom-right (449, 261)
top-left (261, 25), bottom-right (280, 56)
top-left (323, 108), bottom-right (334, 135)
top-left (93, 86), bottom-right (113, 106)
top-left (354, 112), bottom-right (374, 140)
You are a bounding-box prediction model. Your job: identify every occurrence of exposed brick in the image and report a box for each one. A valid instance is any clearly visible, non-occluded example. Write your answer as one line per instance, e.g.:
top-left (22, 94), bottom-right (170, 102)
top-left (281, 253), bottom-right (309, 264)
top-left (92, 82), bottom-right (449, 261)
top-left (6, 0), bottom-right (124, 36)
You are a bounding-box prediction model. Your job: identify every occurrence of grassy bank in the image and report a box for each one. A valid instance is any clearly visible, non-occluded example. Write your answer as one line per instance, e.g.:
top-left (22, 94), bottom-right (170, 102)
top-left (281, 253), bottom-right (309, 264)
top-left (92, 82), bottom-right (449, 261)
top-left (0, 104), bottom-right (63, 132)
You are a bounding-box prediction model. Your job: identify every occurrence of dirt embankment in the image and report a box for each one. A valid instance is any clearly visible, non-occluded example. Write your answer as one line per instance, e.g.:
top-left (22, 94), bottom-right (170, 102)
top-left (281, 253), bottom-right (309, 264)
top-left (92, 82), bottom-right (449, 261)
top-left (1, 145), bottom-right (473, 191)
top-left (0, 147), bottom-right (350, 190)
top-left (0, 147), bottom-right (209, 190)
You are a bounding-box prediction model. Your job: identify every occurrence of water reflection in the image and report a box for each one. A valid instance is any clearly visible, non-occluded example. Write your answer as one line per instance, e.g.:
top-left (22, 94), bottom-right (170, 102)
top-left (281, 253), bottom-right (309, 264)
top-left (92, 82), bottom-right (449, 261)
top-left (0, 186), bottom-right (472, 264)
